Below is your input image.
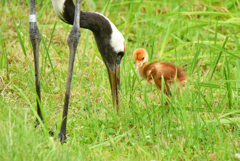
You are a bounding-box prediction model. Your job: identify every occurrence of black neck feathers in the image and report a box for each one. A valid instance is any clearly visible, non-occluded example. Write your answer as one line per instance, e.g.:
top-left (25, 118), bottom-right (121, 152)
top-left (63, 0), bottom-right (112, 35)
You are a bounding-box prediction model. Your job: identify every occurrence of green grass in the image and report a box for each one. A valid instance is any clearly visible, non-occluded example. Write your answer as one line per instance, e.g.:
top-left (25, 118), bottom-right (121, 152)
top-left (1, 0), bottom-right (240, 160)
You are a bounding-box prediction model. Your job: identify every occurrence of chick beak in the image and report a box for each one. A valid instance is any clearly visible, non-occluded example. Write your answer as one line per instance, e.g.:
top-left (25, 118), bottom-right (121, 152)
top-left (136, 61), bottom-right (142, 69)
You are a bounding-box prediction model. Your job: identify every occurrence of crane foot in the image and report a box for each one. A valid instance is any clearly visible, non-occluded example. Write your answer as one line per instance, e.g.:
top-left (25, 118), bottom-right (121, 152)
top-left (59, 131), bottom-right (67, 144)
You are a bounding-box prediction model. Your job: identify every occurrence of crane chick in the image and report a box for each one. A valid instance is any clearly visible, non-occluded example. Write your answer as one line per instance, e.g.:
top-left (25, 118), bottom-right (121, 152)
top-left (133, 48), bottom-right (187, 94)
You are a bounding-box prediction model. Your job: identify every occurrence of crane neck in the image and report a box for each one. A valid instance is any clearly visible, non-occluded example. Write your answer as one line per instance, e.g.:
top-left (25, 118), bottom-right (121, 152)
top-left (51, 0), bottom-right (113, 34)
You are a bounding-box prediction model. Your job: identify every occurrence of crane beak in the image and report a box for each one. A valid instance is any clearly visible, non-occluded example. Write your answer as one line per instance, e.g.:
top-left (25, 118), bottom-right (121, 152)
top-left (107, 63), bottom-right (121, 112)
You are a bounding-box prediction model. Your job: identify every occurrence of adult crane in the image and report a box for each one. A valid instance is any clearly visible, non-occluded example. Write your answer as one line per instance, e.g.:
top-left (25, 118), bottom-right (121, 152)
top-left (29, 0), bottom-right (125, 143)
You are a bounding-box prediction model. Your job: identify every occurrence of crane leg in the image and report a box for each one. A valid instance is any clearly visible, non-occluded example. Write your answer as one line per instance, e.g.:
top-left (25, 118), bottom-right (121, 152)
top-left (29, 0), bottom-right (43, 126)
top-left (58, 0), bottom-right (81, 143)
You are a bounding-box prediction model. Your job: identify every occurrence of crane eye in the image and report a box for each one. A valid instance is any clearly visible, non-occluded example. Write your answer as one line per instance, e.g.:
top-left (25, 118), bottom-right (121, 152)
top-left (142, 57), bottom-right (144, 60)
top-left (118, 52), bottom-right (124, 58)
top-left (116, 52), bottom-right (124, 64)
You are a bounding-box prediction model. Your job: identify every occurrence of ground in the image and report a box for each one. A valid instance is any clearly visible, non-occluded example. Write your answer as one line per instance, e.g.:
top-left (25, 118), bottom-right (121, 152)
top-left (0, 0), bottom-right (240, 160)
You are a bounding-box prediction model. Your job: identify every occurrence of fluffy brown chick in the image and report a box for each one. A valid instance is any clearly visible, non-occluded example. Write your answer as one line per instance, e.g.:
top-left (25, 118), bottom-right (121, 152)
top-left (133, 48), bottom-right (187, 94)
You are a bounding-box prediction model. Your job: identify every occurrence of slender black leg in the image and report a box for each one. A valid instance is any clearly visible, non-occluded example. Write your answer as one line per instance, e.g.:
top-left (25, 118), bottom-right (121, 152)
top-left (59, 0), bottom-right (81, 143)
top-left (29, 0), bottom-right (43, 125)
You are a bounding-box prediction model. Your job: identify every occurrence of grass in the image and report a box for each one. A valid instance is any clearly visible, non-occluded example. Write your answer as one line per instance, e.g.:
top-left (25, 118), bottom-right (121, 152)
top-left (0, 0), bottom-right (240, 160)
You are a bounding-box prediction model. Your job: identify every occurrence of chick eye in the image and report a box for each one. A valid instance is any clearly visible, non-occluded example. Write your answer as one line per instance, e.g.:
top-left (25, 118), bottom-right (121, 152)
top-left (142, 57), bottom-right (144, 60)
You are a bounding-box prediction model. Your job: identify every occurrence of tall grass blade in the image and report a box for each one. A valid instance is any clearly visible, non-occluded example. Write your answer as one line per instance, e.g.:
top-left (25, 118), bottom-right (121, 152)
top-left (41, 33), bottom-right (56, 79)
top-left (210, 36), bottom-right (229, 80)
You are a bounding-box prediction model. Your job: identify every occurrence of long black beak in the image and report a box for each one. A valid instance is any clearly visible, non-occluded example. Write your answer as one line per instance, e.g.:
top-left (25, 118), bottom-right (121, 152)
top-left (107, 63), bottom-right (120, 111)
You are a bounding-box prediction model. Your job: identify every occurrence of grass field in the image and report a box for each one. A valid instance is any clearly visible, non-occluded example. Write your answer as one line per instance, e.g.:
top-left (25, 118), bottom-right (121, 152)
top-left (0, 0), bottom-right (240, 160)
